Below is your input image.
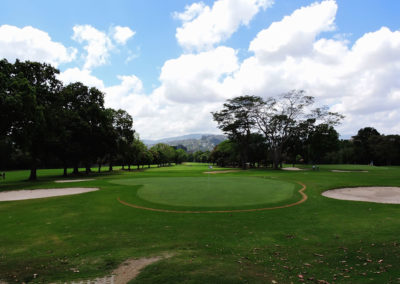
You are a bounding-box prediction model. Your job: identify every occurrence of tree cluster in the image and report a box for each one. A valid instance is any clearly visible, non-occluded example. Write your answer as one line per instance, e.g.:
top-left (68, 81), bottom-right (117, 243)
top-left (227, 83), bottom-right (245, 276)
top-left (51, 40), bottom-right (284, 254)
top-left (0, 59), bottom-right (141, 179)
top-left (212, 91), bottom-right (344, 169)
top-left (328, 127), bottom-right (400, 166)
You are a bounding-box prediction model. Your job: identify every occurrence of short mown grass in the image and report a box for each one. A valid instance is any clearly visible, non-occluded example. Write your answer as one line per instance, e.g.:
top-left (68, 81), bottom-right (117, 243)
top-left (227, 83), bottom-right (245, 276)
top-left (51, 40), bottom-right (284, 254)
top-left (0, 163), bottom-right (399, 283)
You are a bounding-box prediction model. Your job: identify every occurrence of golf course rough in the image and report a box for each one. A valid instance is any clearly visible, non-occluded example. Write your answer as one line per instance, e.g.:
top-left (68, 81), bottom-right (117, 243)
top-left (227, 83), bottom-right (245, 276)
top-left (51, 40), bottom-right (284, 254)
top-left (112, 176), bottom-right (306, 212)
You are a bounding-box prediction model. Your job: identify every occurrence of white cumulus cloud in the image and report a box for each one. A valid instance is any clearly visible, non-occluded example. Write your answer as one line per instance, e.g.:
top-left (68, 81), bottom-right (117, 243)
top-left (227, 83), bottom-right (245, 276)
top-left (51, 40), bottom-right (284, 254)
top-left (112, 26), bottom-right (136, 45)
top-left (128, 0), bottom-right (400, 138)
top-left (72, 25), bottom-right (114, 70)
top-left (249, 0), bottom-right (337, 61)
top-left (0, 25), bottom-right (76, 66)
top-left (58, 67), bottom-right (105, 89)
top-left (159, 46), bottom-right (239, 103)
top-left (175, 0), bottom-right (273, 51)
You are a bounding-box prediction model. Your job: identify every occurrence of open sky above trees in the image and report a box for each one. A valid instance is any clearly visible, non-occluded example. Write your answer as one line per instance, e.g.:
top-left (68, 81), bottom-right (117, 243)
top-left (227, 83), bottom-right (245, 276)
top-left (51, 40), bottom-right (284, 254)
top-left (1, 0), bottom-right (399, 139)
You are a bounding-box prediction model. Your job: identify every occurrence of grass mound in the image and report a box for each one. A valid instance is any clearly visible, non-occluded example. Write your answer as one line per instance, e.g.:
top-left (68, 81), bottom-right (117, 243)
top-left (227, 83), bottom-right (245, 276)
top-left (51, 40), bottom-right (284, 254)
top-left (112, 177), bottom-right (296, 208)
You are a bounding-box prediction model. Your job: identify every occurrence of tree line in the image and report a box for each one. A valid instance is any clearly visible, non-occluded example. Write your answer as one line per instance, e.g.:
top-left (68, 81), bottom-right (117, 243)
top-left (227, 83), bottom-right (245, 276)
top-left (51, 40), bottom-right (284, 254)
top-left (211, 91), bottom-right (343, 169)
top-left (0, 59), bottom-right (187, 180)
top-left (210, 92), bottom-right (400, 168)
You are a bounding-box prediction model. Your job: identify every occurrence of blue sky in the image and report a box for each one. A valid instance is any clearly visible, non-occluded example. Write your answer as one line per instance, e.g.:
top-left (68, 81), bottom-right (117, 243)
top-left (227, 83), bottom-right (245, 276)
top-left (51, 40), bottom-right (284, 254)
top-left (1, 0), bottom-right (400, 139)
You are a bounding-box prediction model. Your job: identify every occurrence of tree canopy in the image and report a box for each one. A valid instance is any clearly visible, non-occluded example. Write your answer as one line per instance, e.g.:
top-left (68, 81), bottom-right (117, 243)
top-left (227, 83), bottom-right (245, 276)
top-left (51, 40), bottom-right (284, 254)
top-left (213, 90), bottom-right (344, 169)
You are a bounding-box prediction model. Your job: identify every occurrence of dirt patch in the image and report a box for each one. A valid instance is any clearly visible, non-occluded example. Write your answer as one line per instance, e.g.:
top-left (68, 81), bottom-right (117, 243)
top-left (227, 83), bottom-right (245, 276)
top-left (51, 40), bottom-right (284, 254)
top-left (331, 170), bottom-right (368, 173)
top-left (84, 254), bottom-right (173, 284)
top-left (0, 188), bottom-right (99, 201)
top-left (203, 170), bottom-right (241, 174)
top-left (322, 187), bottom-right (400, 204)
top-left (282, 167), bottom-right (304, 171)
top-left (111, 255), bottom-right (168, 284)
top-left (55, 179), bottom-right (94, 183)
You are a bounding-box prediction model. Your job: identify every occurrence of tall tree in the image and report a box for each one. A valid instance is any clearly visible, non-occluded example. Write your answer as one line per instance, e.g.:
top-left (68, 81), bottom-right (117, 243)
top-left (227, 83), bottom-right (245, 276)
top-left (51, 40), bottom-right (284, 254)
top-left (108, 109), bottom-right (135, 170)
top-left (61, 82), bottom-right (108, 174)
top-left (352, 127), bottom-right (380, 164)
top-left (212, 95), bottom-right (263, 169)
top-left (306, 124), bottom-right (340, 163)
top-left (255, 90), bottom-right (343, 169)
top-left (11, 60), bottom-right (63, 180)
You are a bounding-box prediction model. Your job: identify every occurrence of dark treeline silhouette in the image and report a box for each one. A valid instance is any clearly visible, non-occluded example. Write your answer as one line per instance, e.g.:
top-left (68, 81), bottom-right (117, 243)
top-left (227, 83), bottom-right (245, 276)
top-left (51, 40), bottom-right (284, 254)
top-left (0, 59), bottom-right (186, 179)
top-left (330, 127), bottom-right (400, 166)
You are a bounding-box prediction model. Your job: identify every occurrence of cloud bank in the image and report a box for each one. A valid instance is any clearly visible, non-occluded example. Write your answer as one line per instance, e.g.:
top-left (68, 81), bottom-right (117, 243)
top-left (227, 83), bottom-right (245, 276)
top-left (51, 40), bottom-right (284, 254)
top-left (2, 0), bottom-right (400, 139)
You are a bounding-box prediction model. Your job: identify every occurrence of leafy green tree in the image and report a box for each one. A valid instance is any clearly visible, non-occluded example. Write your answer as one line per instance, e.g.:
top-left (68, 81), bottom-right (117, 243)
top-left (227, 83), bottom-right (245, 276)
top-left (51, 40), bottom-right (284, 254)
top-left (150, 143), bottom-right (175, 166)
top-left (255, 90), bottom-right (343, 169)
top-left (193, 150), bottom-right (203, 162)
top-left (369, 134), bottom-right (400, 165)
top-left (210, 140), bottom-right (238, 167)
top-left (352, 127), bottom-right (380, 164)
top-left (174, 148), bottom-right (188, 164)
top-left (306, 124), bottom-right (340, 163)
top-left (108, 109), bottom-right (134, 170)
top-left (0, 59), bottom-right (17, 137)
top-left (212, 95), bottom-right (263, 169)
top-left (10, 60), bottom-right (63, 180)
top-left (61, 82), bottom-right (109, 174)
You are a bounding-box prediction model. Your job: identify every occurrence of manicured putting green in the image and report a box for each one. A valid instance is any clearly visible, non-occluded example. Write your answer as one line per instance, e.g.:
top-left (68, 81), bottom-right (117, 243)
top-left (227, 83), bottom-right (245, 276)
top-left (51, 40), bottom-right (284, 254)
top-left (112, 177), bottom-right (296, 207)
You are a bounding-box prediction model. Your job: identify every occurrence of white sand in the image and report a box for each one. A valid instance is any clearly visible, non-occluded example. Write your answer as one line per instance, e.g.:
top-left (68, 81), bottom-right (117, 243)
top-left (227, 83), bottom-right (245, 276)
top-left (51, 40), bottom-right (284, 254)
top-left (203, 170), bottom-right (241, 174)
top-left (0, 187), bottom-right (99, 201)
top-left (55, 179), bottom-right (94, 183)
top-left (322, 187), bottom-right (400, 204)
top-left (331, 170), bottom-right (368, 173)
top-left (282, 167), bottom-right (304, 171)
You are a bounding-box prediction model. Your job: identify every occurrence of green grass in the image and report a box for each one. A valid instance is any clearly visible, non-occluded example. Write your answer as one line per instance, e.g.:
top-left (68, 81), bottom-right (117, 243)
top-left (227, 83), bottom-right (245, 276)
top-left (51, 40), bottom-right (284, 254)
top-left (112, 177), bottom-right (295, 208)
top-left (0, 164), bottom-right (399, 283)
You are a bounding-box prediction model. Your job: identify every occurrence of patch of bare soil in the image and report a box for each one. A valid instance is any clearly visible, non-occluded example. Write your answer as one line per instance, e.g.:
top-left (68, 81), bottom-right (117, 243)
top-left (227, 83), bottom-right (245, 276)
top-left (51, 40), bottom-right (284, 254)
top-left (322, 187), bottom-right (400, 204)
top-left (111, 256), bottom-right (163, 284)
top-left (0, 188), bottom-right (99, 201)
top-left (331, 170), bottom-right (368, 173)
top-left (203, 170), bottom-right (241, 174)
top-left (55, 179), bottom-right (95, 183)
top-left (86, 254), bottom-right (173, 284)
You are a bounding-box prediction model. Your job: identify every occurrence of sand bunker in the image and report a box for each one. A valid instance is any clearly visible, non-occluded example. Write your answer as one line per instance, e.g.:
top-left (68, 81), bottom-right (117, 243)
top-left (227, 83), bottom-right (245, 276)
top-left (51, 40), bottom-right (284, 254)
top-left (203, 170), bottom-right (241, 174)
top-left (331, 170), bottom-right (368, 173)
top-left (0, 187), bottom-right (99, 201)
top-left (55, 178), bottom-right (94, 183)
top-left (282, 167), bottom-right (304, 171)
top-left (322, 187), bottom-right (400, 204)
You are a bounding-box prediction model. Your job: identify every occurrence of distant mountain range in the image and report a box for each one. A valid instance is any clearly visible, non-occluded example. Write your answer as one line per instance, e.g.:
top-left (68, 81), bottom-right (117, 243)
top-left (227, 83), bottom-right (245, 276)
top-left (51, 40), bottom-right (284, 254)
top-left (143, 134), bottom-right (226, 152)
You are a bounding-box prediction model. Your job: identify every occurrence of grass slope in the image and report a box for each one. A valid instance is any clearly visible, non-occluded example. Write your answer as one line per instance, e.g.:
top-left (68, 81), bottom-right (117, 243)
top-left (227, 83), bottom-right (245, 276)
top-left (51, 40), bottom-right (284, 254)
top-left (0, 164), bottom-right (399, 283)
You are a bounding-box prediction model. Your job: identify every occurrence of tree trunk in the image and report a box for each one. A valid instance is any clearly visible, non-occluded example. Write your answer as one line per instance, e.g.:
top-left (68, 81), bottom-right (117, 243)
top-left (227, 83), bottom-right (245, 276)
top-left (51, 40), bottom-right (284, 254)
top-left (29, 167), bottom-right (37, 181)
top-left (63, 167), bottom-right (68, 177)
top-left (98, 163), bottom-right (102, 173)
top-left (128, 164), bottom-right (131, 171)
top-left (73, 165), bottom-right (79, 174)
top-left (273, 148), bottom-right (281, 170)
top-left (109, 161), bottom-right (113, 171)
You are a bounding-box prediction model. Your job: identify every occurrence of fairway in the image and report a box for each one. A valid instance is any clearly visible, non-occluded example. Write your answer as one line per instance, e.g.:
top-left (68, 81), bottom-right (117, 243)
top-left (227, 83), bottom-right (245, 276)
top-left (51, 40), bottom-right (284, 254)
top-left (111, 177), bottom-right (296, 208)
top-left (1, 164), bottom-right (399, 283)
